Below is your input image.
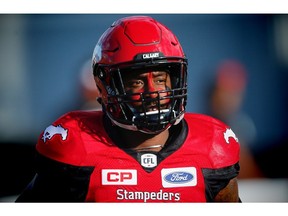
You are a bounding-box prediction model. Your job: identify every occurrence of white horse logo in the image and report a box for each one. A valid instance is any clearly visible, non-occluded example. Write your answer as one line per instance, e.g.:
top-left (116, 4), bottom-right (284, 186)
top-left (42, 125), bottom-right (68, 143)
top-left (223, 128), bottom-right (238, 144)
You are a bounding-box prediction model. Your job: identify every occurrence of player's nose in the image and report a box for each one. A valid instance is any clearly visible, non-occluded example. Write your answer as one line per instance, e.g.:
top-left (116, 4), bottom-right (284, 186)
top-left (144, 85), bottom-right (158, 99)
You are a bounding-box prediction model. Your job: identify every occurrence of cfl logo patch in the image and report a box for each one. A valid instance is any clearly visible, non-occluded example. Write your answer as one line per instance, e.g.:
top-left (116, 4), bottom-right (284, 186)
top-left (141, 153), bottom-right (157, 168)
top-left (102, 169), bottom-right (137, 185)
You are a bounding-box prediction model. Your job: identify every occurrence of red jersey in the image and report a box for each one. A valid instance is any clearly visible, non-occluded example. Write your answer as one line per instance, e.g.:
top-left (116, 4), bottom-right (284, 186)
top-left (16, 111), bottom-right (240, 202)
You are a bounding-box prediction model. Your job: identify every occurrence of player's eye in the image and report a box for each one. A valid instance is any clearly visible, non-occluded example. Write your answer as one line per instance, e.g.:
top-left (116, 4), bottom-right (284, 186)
top-left (125, 80), bottom-right (144, 90)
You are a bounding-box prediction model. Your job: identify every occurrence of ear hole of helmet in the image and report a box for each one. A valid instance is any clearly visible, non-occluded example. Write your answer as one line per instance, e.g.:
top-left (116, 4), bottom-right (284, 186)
top-left (96, 68), bottom-right (105, 80)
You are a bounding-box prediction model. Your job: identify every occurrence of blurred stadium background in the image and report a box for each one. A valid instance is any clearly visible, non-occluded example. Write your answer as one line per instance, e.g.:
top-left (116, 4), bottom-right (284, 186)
top-left (0, 14), bottom-right (287, 202)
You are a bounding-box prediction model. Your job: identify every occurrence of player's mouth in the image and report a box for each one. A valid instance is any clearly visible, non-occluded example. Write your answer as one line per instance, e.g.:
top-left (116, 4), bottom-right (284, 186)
top-left (140, 108), bottom-right (170, 117)
top-left (144, 103), bottom-right (169, 113)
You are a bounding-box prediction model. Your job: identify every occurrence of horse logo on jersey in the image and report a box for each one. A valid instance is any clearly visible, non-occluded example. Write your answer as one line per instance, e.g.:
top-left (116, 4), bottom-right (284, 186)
top-left (224, 128), bottom-right (238, 144)
top-left (42, 125), bottom-right (68, 143)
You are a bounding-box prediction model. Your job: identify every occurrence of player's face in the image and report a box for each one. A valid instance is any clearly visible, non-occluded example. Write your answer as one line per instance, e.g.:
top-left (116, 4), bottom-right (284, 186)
top-left (122, 71), bottom-right (172, 112)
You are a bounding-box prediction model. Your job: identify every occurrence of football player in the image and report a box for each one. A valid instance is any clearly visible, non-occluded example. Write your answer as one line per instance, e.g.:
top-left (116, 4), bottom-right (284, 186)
top-left (16, 16), bottom-right (241, 202)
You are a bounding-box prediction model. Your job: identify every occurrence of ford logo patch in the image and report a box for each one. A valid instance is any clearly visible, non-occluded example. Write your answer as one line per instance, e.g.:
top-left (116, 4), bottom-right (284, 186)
top-left (164, 172), bottom-right (193, 184)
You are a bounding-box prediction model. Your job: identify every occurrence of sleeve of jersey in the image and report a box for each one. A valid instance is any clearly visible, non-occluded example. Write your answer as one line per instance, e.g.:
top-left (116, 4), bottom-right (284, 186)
top-left (36, 112), bottom-right (87, 166)
top-left (202, 119), bottom-right (241, 201)
top-left (208, 120), bottom-right (240, 169)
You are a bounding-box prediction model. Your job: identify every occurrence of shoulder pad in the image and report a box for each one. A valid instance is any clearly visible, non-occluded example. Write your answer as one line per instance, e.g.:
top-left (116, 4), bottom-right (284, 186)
top-left (184, 113), bottom-right (240, 168)
top-left (36, 111), bottom-right (104, 165)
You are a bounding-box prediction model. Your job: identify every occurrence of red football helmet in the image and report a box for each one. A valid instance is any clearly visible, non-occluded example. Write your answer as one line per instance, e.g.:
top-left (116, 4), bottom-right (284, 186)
top-left (92, 16), bottom-right (188, 134)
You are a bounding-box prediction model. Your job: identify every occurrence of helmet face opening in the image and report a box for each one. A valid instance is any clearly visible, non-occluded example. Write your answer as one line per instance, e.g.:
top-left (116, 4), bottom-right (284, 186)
top-left (95, 58), bottom-right (187, 134)
top-left (92, 16), bottom-right (188, 134)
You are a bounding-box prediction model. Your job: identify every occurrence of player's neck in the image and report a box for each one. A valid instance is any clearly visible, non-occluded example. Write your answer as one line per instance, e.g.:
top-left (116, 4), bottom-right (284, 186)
top-left (120, 129), bottom-right (169, 152)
